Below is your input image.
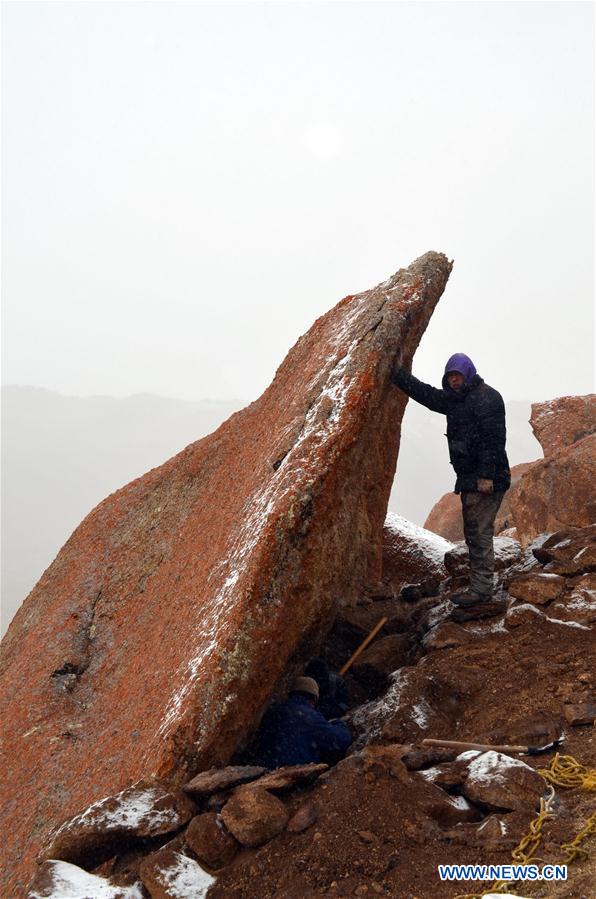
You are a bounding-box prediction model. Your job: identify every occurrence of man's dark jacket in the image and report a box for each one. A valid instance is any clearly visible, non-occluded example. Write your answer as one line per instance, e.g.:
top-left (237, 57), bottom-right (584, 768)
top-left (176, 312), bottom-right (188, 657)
top-left (253, 694), bottom-right (353, 769)
top-left (392, 367), bottom-right (511, 494)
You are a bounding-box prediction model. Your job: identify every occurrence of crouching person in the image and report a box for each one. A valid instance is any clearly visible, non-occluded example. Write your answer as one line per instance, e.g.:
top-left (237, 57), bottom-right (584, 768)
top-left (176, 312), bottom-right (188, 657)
top-left (253, 676), bottom-right (353, 770)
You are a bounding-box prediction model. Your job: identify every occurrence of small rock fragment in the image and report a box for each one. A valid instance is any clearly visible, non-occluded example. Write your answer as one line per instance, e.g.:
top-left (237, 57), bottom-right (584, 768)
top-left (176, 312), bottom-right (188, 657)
top-left (247, 763), bottom-right (327, 793)
top-left (563, 703), bottom-right (596, 726)
top-left (183, 766), bottom-right (266, 800)
top-left (287, 802), bottom-right (318, 834)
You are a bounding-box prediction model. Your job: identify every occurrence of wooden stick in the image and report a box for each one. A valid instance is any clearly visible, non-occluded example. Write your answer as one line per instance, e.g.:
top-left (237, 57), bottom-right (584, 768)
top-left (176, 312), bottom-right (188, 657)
top-left (422, 738), bottom-right (543, 755)
top-left (339, 617), bottom-right (388, 677)
top-left (422, 738), bottom-right (527, 753)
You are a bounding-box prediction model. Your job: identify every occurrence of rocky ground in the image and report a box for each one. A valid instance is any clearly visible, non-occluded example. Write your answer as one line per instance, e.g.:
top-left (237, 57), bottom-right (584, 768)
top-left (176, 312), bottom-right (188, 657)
top-left (28, 523), bottom-right (596, 899)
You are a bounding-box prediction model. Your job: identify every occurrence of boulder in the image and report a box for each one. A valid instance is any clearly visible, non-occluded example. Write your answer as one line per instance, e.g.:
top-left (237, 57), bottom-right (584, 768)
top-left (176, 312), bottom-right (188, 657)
top-left (184, 813), bottom-right (238, 869)
top-left (219, 786), bottom-right (289, 847)
top-left (139, 849), bottom-right (214, 899)
top-left (530, 394), bottom-right (596, 457)
top-left (512, 434), bottom-right (596, 545)
top-left (0, 252), bottom-right (452, 895)
top-left (532, 525), bottom-right (596, 565)
top-left (506, 572), bottom-right (566, 606)
top-left (39, 780), bottom-right (194, 867)
top-left (183, 766), bottom-right (266, 800)
top-left (28, 860), bottom-right (144, 899)
top-left (424, 462), bottom-right (537, 542)
top-left (380, 514), bottom-right (452, 592)
top-left (505, 603), bottom-right (544, 628)
top-left (460, 751), bottom-right (545, 812)
top-left (550, 575), bottom-right (596, 625)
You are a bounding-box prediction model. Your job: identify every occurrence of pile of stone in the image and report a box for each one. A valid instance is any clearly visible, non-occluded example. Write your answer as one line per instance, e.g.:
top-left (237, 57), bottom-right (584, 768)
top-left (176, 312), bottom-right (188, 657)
top-left (29, 764), bottom-right (329, 898)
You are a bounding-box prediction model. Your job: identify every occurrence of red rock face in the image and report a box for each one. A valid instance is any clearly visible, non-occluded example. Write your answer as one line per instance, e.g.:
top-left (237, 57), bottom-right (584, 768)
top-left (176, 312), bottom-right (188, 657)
top-left (512, 434), bottom-right (596, 546)
top-left (423, 462), bottom-right (537, 542)
top-left (530, 394), bottom-right (596, 457)
top-left (0, 252), bottom-right (451, 896)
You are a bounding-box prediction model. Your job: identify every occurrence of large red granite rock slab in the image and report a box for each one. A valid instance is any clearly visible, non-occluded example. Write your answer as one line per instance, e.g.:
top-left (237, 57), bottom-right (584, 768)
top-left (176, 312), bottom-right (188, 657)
top-left (0, 251), bottom-right (451, 896)
top-left (530, 394), bottom-right (596, 457)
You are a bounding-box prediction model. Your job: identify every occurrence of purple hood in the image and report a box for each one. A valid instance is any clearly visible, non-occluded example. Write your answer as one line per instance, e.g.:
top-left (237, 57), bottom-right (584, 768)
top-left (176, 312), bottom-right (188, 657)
top-left (443, 353), bottom-right (477, 389)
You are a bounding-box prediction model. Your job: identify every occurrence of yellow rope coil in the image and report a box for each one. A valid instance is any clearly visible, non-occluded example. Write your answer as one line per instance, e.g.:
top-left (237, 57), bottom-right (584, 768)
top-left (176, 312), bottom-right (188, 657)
top-left (537, 753), bottom-right (596, 791)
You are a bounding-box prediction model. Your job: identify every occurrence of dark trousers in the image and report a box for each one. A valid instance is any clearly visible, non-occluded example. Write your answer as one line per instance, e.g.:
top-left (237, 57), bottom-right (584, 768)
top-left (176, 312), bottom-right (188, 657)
top-left (460, 491), bottom-right (505, 597)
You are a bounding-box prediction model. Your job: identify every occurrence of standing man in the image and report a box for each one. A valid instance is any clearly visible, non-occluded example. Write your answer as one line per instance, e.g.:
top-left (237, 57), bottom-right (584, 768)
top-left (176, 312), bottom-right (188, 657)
top-left (392, 353), bottom-right (511, 606)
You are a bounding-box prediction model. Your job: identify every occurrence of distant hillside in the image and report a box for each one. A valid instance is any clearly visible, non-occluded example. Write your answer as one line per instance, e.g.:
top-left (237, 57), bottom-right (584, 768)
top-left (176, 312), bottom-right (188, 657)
top-left (0, 386), bottom-right (541, 634)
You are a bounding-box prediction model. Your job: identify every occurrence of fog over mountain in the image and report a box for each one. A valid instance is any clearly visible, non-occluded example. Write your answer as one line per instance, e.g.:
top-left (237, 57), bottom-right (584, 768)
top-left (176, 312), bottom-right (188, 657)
top-left (1, 385), bottom-right (541, 634)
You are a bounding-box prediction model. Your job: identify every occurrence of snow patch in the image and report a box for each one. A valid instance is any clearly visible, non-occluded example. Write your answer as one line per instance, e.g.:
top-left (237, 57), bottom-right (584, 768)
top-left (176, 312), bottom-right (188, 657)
top-left (448, 795), bottom-right (472, 810)
top-left (161, 852), bottom-right (215, 898)
top-left (545, 616), bottom-right (590, 630)
top-left (351, 668), bottom-right (411, 744)
top-left (411, 700), bottom-right (432, 729)
top-left (50, 784), bottom-right (180, 840)
top-left (29, 861), bottom-right (144, 899)
top-left (467, 751), bottom-right (533, 785)
top-left (384, 513), bottom-right (453, 565)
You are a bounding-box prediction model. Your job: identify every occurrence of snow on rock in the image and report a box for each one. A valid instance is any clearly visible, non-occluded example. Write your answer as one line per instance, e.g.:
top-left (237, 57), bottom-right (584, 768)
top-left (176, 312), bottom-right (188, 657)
top-left (0, 252), bottom-right (452, 895)
top-left (28, 860), bottom-right (144, 899)
top-left (466, 751), bottom-right (531, 784)
top-left (350, 668), bottom-right (412, 746)
top-left (461, 751), bottom-right (545, 812)
top-left (410, 700), bottom-right (432, 730)
top-left (381, 513), bottom-right (453, 591)
top-left (139, 849), bottom-right (215, 899)
top-left (40, 780), bottom-right (194, 866)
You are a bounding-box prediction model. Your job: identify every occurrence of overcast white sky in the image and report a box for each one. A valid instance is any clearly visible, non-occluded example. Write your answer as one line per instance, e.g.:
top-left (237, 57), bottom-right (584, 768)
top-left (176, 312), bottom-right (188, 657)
top-left (2, 1), bottom-right (594, 404)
